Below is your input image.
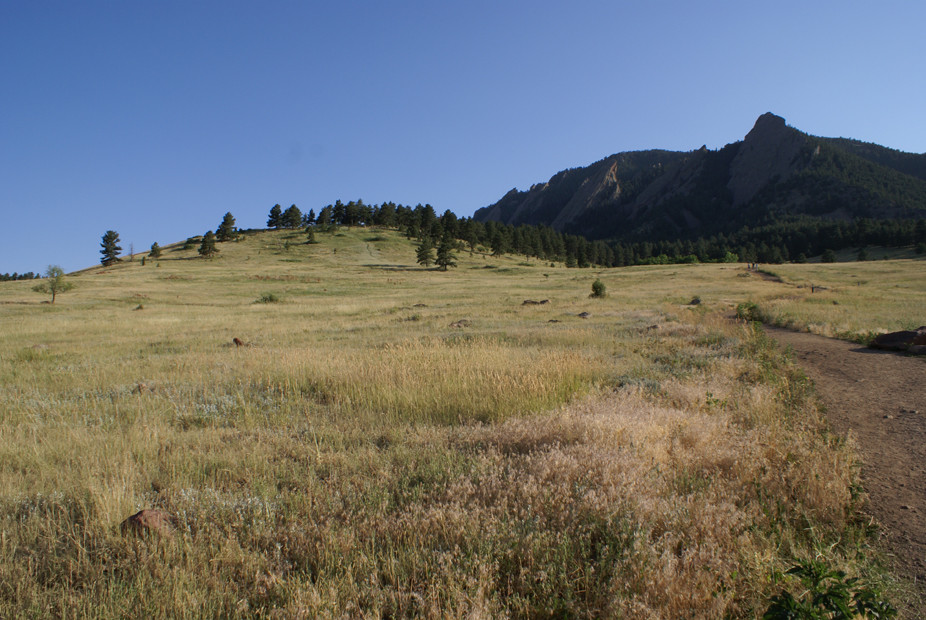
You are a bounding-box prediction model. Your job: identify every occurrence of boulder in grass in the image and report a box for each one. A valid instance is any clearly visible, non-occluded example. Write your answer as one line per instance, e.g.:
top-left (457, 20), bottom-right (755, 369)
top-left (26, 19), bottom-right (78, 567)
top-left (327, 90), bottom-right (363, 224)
top-left (120, 509), bottom-right (176, 537)
top-left (870, 326), bottom-right (926, 353)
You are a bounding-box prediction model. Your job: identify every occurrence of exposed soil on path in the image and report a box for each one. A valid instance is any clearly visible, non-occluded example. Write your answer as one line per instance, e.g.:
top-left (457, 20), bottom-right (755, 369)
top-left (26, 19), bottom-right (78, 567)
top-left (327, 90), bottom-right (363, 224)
top-left (766, 327), bottom-right (926, 611)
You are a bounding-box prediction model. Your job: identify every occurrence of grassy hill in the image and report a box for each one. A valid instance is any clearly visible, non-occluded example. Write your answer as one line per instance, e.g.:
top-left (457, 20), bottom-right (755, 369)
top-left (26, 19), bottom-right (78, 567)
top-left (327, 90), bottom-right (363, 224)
top-left (0, 227), bottom-right (918, 617)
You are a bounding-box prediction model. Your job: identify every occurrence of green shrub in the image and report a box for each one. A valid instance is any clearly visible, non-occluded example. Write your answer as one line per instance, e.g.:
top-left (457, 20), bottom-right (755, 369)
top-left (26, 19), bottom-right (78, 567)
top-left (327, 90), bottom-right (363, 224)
top-left (590, 279), bottom-right (607, 298)
top-left (735, 301), bottom-right (764, 323)
top-left (763, 560), bottom-right (895, 619)
top-left (256, 293), bottom-right (281, 304)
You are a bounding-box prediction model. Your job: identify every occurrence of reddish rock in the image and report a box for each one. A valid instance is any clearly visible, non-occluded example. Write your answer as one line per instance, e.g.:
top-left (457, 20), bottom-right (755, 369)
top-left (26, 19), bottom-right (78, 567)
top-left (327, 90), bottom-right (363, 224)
top-left (870, 327), bottom-right (926, 353)
top-left (871, 330), bottom-right (918, 351)
top-left (120, 509), bottom-right (176, 537)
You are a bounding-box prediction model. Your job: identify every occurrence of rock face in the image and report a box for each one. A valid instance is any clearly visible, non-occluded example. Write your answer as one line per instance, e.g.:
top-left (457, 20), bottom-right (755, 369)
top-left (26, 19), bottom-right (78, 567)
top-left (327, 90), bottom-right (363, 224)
top-left (726, 113), bottom-right (805, 207)
top-left (870, 327), bottom-right (926, 354)
top-left (120, 509), bottom-right (176, 537)
top-left (473, 113), bottom-right (926, 241)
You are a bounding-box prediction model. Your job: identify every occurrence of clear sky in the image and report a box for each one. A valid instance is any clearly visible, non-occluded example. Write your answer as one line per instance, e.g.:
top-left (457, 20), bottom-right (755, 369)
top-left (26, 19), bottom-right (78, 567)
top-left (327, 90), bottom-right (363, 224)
top-left (2, 1), bottom-right (924, 273)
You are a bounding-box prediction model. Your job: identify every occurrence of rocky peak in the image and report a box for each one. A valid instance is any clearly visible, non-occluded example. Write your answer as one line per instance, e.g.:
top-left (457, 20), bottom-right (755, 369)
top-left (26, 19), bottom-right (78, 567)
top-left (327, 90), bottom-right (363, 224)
top-left (750, 112), bottom-right (787, 134)
top-left (727, 113), bottom-right (806, 206)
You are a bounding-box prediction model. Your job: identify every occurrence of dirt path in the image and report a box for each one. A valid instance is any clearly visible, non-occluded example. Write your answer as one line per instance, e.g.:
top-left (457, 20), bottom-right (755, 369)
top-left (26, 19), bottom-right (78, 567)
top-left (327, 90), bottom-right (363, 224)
top-left (766, 327), bottom-right (926, 608)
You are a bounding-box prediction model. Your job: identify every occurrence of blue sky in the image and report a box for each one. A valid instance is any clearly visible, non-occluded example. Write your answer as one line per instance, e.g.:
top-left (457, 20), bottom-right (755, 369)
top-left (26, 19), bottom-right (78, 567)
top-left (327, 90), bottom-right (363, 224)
top-left (2, 1), bottom-right (924, 273)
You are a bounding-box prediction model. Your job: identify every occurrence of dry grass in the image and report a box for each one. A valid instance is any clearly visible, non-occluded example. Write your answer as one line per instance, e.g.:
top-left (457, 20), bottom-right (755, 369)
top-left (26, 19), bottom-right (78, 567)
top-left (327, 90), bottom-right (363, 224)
top-left (0, 228), bottom-right (910, 617)
top-left (737, 261), bottom-right (926, 340)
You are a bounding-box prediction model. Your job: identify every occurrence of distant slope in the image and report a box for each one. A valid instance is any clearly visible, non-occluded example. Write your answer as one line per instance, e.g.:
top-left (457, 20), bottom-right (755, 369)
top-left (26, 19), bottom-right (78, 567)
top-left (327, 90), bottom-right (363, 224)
top-left (474, 113), bottom-right (926, 241)
top-left (820, 137), bottom-right (926, 182)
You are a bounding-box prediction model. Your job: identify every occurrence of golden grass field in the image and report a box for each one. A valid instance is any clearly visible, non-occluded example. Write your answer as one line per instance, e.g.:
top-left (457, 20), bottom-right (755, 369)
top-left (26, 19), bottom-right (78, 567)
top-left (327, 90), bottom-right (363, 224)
top-left (0, 227), bottom-right (922, 618)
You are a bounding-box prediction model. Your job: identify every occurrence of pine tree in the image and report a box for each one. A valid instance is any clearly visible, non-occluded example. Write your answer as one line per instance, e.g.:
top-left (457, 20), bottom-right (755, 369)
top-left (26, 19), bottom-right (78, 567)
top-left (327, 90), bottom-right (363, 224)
top-left (100, 230), bottom-right (122, 266)
top-left (283, 204), bottom-right (303, 229)
top-left (216, 212), bottom-right (237, 241)
top-left (198, 231), bottom-right (218, 258)
top-left (149, 242), bottom-right (162, 259)
top-left (267, 204), bottom-right (283, 229)
top-left (490, 230), bottom-right (507, 257)
top-left (316, 206), bottom-right (333, 230)
top-left (32, 265), bottom-right (73, 304)
top-left (416, 237), bottom-right (435, 267)
top-left (916, 219), bottom-right (926, 244)
top-left (305, 226), bottom-right (317, 244)
top-left (435, 232), bottom-right (457, 271)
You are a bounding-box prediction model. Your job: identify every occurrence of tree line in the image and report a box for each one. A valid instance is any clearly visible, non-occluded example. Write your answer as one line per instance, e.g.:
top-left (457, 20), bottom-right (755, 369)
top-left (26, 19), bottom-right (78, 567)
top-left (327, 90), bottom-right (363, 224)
top-left (89, 199), bottom-right (926, 274)
top-left (1, 272), bottom-right (40, 281)
top-left (260, 200), bottom-right (925, 267)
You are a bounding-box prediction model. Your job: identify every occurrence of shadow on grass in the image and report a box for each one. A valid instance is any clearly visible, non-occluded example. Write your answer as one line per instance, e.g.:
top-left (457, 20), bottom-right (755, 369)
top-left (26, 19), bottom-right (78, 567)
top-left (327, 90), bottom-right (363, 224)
top-left (364, 264), bottom-right (433, 272)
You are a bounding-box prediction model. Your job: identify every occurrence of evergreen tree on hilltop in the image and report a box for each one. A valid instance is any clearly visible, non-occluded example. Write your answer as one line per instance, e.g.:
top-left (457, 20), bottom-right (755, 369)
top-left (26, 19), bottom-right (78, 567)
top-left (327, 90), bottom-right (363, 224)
top-left (316, 206), bottom-right (333, 230)
top-left (435, 232), bottom-right (457, 271)
top-left (216, 212), bottom-right (238, 241)
top-left (198, 231), bottom-right (218, 258)
top-left (100, 230), bottom-right (122, 266)
top-left (149, 242), bottom-right (162, 259)
top-left (267, 204), bottom-right (283, 229)
top-left (283, 204), bottom-right (303, 229)
top-left (416, 236), bottom-right (435, 267)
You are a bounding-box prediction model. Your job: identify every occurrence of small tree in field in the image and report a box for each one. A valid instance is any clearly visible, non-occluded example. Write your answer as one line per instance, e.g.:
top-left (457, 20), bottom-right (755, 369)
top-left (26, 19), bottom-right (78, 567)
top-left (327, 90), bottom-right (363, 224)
top-left (149, 242), bottom-right (162, 259)
top-left (416, 236), bottom-right (435, 267)
top-left (435, 232), bottom-right (457, 271)
top-left (33, 265), bottom-right (73, 303)
top-left (305, 226), bottom-right (317, 244)
top-left (198, 231), bottom-right (218, 258)
top-left (216, 212), bottom-right (238, 241)
top-left (100, 230), bottom-right (122, 266)
top-left (590, 278), bottom-right (607, 298)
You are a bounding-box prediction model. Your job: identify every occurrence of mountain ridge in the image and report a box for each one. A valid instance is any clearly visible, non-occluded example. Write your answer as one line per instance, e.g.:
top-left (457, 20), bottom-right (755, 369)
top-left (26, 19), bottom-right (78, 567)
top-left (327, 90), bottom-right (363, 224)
top-left (474, 113), bottom-right (926, 241)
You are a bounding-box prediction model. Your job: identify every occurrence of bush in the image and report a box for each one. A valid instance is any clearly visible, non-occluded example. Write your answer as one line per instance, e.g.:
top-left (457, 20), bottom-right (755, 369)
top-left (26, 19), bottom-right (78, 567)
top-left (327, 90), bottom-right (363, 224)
top-left (735, 301), bottom-right (763, 323)
top-left (256, 293), bottom-right (281, 304)
top-left (763, 560), bottom-right (896, 619)
top-left (590, 279), bottom-right (607, 298)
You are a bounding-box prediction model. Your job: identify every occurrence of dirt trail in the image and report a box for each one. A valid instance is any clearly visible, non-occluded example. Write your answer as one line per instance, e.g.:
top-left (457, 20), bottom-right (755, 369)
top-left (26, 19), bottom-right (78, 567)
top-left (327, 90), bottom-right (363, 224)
top-left (766, 327), bottom-right (926, 606)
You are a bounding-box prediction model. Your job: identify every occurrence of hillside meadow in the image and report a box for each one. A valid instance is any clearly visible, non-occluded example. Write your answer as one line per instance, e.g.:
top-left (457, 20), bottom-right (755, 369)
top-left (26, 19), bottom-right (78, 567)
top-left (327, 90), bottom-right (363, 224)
top-left (0, 227), bottom-right (920, 618)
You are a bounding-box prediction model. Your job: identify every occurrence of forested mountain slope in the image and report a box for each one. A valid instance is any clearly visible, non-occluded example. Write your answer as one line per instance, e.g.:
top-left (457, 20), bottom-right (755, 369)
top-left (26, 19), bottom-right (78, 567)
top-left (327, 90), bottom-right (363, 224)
top-left (474, 113), bottom-right (926, 242)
